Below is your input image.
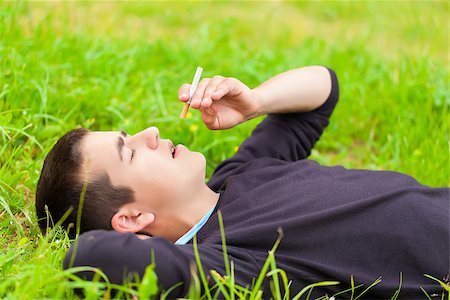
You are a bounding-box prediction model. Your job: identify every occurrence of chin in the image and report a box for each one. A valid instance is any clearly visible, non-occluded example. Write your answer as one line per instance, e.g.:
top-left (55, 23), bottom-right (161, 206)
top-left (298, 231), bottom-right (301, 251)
top-left (190, 152), bottom-right (207, 180)
top-left (194, 152), bottom-right (206, 170)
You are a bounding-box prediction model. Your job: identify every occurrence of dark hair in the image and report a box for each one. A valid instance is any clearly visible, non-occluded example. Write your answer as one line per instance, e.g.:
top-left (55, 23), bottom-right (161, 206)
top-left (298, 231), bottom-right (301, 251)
top-left (35, 128), bottom-right (135, 238)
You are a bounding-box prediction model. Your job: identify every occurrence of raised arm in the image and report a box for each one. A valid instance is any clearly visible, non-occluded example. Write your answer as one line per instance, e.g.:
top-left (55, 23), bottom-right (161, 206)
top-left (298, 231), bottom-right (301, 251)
top-left (252, 66), bottom-right (332, 116)
top-left (204, 67), bottom-right (339, 191)
top-left (179, 66), bottom-right (334, 130)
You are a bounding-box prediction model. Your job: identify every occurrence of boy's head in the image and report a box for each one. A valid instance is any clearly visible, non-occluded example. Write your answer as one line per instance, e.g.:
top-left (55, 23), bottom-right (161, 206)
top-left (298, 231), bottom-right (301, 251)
top-left (36, 127), bottom-right (206, 239)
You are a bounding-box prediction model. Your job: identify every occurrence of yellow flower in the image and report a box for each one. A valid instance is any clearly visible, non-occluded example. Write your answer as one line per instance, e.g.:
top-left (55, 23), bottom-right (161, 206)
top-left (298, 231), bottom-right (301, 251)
top-left (234, 146), bottom-right (239, 152)
top-left (186, 112), bottom-right (192, 119)
top-left (189, 124), bottom-right (199, 132)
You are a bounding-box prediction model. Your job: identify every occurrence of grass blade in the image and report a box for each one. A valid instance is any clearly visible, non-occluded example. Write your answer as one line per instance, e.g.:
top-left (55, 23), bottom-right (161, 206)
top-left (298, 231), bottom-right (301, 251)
top-left (193, 235), bottom-right (212, 300)
top-left (249, 227), bottom-right (284, 299)
top-left (354, 276), bottom-right (382, 300)
top-left (423, 274), bottom-right (450, 293)
top-left (292, 281), bottom-right (340, 300)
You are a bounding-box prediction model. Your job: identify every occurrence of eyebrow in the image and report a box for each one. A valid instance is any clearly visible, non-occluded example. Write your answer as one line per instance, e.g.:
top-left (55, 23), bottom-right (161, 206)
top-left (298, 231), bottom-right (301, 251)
top-left (117, 137), bottom-right (124, 162)
top-left (116, 130), bottom-right (130, 162)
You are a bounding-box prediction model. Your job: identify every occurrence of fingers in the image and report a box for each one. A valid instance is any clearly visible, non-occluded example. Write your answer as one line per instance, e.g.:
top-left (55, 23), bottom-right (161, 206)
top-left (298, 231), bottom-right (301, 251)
top-left (189, 78), bottom-right (210, 108)
top-left (178, 83), bottom-right (191, 102)
top-left (190, 76), bottom-right (226, 109)
top-left (201, 76), bottom-right (225, 108)
top-left (178, 75), bottom-right (236, 110)
top-left (200, 106), bottom-right (220, 130)
top-left (212, 78), bottom-right (237, 101)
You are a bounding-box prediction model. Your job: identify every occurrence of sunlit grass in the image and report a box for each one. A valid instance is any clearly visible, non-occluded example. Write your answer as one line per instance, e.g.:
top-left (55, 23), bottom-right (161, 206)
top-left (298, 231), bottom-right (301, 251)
top-left (0, 1), bottom-right (448, 298)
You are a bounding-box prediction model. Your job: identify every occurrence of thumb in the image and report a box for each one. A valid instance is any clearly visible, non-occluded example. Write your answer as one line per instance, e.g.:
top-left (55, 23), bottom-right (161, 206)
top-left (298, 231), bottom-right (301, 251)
top-left (200, 107), bottom-right (220, 130)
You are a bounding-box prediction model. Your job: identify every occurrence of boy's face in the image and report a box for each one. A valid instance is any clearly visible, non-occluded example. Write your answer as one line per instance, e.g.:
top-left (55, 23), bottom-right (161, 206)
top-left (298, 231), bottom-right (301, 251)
top-left (80, 126), bottom-right (206, 210)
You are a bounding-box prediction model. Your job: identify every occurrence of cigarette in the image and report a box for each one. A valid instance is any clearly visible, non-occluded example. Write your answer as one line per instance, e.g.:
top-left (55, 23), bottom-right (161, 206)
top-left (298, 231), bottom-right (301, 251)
top-left (180, 66), bottom-right (203, 119)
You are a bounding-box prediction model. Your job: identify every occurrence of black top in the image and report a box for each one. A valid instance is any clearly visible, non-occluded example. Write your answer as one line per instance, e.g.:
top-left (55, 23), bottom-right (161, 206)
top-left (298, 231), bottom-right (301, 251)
top-left (64, 69), bottom-right (449, 299)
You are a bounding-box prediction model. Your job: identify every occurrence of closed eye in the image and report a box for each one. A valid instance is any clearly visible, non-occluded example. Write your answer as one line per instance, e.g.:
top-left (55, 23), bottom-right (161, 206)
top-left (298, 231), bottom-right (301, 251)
top-left (130, 149), bottom-right (136, 163)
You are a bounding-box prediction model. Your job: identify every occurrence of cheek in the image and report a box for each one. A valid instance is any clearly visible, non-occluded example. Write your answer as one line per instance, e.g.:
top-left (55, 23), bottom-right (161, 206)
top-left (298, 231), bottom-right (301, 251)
top-left (132, 163), bottom-right (162, 184)
top-left (131, 170), bottom-right (172, 204)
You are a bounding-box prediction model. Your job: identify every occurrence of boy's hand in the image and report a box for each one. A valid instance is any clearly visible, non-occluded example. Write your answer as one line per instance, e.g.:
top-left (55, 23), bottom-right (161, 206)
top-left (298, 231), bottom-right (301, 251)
top-left (136, 233), bottom-right (151, 240)
top-left (178, 76), bottom-right (259, 130)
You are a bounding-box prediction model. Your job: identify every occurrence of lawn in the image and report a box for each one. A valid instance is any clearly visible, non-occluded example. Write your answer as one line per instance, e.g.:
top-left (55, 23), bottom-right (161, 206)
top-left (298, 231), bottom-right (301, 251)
top-left (0, 1), bottom-right (448, 299)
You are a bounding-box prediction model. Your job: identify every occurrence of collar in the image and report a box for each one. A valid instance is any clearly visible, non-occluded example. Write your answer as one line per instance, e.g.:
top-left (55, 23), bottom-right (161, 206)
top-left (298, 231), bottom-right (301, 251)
top-left (174, 205), bottom-right (216, 245)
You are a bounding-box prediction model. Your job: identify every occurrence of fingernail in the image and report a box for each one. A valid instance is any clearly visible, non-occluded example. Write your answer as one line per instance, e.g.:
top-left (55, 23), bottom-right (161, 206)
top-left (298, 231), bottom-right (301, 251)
top-left (181, 93), bottom-right (187, 99)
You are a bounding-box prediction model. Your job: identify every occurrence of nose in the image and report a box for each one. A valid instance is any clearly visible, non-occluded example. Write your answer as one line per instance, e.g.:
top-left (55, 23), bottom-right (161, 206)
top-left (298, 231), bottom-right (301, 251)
top-left (130, 126), bottom-right (159, 149)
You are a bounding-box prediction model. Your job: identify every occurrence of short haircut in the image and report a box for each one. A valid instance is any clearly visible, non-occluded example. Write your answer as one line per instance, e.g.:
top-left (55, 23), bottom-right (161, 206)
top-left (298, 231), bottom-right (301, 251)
top-left (35, 128), bottom-right (135, 238)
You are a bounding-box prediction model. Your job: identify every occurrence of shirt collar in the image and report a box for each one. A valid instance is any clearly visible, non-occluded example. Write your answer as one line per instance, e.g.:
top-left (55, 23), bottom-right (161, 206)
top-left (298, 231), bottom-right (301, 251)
top-left (174, 205), bottom-right (216, 245)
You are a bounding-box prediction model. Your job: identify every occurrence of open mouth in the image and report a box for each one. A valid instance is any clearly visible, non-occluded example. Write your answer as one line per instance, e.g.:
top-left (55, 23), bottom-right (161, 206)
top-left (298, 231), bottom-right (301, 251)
top-left (169, 141), bottom-right (175, 159)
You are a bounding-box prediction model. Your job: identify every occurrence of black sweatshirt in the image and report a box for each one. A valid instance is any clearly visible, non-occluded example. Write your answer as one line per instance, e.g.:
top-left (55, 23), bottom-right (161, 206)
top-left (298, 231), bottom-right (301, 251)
top-left (64, 69), bottom-right (449, 299)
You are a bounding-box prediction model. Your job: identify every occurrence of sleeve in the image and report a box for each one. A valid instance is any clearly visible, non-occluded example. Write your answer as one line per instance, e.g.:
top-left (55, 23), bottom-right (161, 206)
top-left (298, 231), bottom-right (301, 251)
top-left (63, 230), bottom-right (193, 297)
top-left (208, 68), bottom-right (339, 191)
top-left (63, 230), bottom-right (262, 298)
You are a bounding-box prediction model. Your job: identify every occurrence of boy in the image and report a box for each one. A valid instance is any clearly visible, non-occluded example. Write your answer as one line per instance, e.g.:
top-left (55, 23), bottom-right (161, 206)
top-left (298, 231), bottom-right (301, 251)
top-left (36, 66), bottom-right (449, 298)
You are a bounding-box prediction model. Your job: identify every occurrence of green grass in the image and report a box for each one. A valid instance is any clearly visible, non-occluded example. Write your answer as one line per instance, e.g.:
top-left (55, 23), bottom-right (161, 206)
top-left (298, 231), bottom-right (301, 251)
top-left (0, 1), bottom-right (448, 299)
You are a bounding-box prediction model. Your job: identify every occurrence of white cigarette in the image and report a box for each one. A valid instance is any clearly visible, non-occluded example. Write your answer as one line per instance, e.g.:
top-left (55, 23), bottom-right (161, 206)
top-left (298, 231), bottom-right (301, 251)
top-left (187, 66), bottom-right (203, 104)
top-left (180, 66), bottom-right (203, 119)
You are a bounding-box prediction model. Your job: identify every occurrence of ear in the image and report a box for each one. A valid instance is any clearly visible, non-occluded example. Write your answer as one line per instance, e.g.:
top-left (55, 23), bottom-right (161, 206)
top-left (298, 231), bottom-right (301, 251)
top-left (111, 207), bottom-right (155, 234)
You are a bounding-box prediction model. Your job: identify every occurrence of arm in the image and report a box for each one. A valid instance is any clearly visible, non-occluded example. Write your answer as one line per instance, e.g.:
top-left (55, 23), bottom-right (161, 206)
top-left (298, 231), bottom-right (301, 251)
top-left (205, 67), bottom-right (339, 191)
top-left (179, 66), bottom-right (338, 190)
top-left (64, 231), bottom-right (192, 297)
top-left (252, 66), bottom-right (332, 116)
top-left (179, 66), bottom-right (334, 129)
top-left (63, 230), bottom-right (261, 298)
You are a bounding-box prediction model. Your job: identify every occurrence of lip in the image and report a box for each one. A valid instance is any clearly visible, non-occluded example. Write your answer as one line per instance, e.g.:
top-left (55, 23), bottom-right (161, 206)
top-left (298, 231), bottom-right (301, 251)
top-left (174, 144), bottom-right (185, 159)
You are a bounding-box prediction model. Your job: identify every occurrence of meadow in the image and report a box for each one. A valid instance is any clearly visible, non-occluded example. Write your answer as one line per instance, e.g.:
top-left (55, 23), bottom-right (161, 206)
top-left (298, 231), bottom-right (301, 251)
top-left (0, 1), bottom-right (448, 299)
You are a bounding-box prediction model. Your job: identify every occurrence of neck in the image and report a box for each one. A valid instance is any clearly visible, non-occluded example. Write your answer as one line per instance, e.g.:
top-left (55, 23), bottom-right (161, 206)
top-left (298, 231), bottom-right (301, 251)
top-left (186, 184), bottom-right (219, 224)
top-left (152, 183), bottom-right (219, 242)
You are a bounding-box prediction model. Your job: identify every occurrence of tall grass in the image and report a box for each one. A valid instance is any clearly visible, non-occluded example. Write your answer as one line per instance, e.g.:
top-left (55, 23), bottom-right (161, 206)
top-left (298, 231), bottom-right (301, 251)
top-left (0, 1), bottom-right (448, 298)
